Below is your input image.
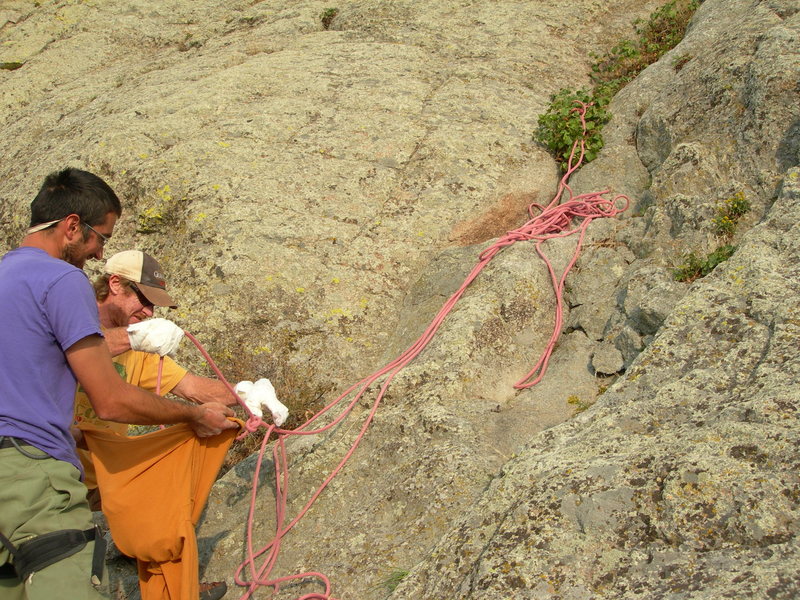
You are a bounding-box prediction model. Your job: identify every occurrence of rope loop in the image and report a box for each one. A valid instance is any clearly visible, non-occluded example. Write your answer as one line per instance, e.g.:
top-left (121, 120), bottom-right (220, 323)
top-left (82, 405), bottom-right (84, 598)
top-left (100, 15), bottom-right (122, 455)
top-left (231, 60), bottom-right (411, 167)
top-left (237, 415), bottom-right (264, 441)
top-left (172, 101), bottom-right (627, 600)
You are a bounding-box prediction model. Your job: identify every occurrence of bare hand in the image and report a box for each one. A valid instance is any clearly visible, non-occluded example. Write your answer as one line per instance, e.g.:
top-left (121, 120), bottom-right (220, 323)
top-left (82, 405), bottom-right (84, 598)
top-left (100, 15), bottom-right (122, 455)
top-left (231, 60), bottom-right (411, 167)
top-left (190, 402), bottom-right (237, 437)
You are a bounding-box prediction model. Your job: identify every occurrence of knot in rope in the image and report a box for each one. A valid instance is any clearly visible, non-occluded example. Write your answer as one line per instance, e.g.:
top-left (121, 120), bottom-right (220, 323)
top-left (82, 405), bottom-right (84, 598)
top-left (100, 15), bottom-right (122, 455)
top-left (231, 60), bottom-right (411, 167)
top-left (238, 415), bottom-right (264, 440)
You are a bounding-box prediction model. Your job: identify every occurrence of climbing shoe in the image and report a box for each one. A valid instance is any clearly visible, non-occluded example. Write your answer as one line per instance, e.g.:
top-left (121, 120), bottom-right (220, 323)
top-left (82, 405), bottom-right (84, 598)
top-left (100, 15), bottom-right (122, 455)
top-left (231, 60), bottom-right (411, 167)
top-left (199, 580), bottom-right (227, 600)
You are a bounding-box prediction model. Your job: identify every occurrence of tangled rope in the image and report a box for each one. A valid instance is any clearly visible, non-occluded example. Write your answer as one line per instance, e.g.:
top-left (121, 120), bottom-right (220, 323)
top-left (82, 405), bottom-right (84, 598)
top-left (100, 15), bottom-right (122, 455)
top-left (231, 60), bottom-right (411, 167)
top-left (180, 102), bottom-right (628, 599)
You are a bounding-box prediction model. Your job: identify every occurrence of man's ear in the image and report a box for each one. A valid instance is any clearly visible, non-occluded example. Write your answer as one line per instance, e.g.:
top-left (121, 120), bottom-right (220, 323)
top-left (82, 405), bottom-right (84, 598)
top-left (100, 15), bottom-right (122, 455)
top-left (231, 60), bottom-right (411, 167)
top-left (108, 274), bottom-right (124, 296)
top-left (61, 213), bottom-right (83, 242)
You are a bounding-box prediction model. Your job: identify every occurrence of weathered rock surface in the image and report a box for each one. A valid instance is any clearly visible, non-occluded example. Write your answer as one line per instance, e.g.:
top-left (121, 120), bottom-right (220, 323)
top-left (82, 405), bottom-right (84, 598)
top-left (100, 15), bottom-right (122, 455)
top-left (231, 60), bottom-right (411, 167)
top-left (391, 167), bottom-right (800, 599)
top-left (1, 0), bottom-right (798, 598)
top-left (0, 0), bottom-right (667, 389)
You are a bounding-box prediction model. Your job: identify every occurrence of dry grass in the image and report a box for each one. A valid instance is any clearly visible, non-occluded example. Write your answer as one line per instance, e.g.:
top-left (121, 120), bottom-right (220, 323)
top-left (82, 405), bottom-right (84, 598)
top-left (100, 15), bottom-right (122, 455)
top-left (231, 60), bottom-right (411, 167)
top-left (210, 338), bottom-right (335, 476)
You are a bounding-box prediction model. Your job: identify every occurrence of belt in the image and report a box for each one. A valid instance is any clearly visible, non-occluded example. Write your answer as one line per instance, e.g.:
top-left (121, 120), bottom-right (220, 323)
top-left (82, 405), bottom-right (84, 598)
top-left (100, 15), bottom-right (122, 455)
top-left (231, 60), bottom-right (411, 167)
top-left (0, 436), bottom-right (49, 461)
top-left (0, 436), bottom-right (37, 452)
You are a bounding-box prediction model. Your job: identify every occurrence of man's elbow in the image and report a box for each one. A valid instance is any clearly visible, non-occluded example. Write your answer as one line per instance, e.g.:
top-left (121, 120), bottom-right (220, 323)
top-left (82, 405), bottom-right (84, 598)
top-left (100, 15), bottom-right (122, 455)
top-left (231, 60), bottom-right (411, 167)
top-left (89, 389), bottom-right (129, 422)
top-left (91, 401), bottom-right (123, 422)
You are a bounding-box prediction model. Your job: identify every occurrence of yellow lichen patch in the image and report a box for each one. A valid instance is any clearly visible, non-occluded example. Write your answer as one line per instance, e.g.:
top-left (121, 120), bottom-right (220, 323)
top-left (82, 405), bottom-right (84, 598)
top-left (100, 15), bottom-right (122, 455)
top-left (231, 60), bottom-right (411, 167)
top-left (156, 184), bottom-right (172, 201)
top-left (325, 307), bottom-right (354, 324)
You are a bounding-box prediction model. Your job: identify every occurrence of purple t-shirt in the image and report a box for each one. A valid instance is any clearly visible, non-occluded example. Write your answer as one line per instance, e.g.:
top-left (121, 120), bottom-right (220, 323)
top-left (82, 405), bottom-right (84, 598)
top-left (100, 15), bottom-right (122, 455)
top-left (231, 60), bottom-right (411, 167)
top-left (0, 246), bottom-right (103, 472)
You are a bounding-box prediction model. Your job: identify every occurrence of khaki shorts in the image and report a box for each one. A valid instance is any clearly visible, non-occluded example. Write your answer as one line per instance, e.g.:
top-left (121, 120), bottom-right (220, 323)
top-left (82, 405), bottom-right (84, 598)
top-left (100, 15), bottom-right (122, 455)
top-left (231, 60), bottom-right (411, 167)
top-left (0, 443), bottom-right (104, 600)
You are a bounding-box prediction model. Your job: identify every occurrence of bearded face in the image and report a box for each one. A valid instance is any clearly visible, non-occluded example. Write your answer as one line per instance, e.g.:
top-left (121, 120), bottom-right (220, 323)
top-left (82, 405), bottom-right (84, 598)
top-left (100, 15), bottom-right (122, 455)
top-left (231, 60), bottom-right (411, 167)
top-left (60, 228), bottom-right (91, 269)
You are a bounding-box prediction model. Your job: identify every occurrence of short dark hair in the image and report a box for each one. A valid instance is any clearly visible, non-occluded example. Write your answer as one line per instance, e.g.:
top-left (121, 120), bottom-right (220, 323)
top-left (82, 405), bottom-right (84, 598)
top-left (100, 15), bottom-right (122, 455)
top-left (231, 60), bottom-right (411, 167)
top-left (29, 167), bottom-right (122, 228)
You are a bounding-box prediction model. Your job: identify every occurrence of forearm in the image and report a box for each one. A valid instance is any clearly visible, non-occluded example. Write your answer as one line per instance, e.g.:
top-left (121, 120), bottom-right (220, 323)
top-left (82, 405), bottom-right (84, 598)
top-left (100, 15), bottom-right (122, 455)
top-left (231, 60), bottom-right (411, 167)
top-left (171, 373), bottom-right (238, 407)
top-left (102, 326), bottom-right (132, 357)
top-left (68, 334), bottom-right (198, 424)
top-left (96, 381), bottom-right (202, 425)
top-left (67, 335), bottom-right (236, 437)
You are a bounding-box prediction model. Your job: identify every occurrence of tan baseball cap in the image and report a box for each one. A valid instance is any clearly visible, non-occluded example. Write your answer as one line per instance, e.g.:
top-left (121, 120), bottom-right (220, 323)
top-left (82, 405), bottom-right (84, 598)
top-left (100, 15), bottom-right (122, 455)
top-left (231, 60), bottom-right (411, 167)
top-left (104, 250), bottom-right (177, 308)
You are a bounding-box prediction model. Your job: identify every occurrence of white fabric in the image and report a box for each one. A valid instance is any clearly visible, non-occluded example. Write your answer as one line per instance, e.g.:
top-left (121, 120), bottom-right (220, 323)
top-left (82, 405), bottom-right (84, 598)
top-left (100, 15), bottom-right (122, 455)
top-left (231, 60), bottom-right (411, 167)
top-left (234, 378), bottom-right (288, 426)
top-left (127, 318), bottom-right (184, 356)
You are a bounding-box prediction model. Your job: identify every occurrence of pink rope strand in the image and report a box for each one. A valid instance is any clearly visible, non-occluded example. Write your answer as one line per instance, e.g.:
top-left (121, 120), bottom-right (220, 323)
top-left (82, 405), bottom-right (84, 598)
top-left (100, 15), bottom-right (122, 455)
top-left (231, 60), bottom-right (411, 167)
top-left (177, 102), bottom-right (628, 599)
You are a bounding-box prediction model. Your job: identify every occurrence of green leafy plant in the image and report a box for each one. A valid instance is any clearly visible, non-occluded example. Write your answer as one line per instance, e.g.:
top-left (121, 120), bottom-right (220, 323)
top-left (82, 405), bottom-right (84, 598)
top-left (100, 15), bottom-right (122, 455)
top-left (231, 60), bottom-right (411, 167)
top-left (635, 0), bottom-right (701, 60)
top-left (672, 191), bottom-right (749, 282)
top-left (590, 39), bottom-right (642, 99)
top-left (320, 7), bottom-right (339, 29)
top-left (535, 89), bottom-right (611, 172)
top-left (591, 0), bottom-right (700, 96)
top-left (672, 245), bottom-right (736, 282)
top-left (536, 0), bottom-right (701, 172)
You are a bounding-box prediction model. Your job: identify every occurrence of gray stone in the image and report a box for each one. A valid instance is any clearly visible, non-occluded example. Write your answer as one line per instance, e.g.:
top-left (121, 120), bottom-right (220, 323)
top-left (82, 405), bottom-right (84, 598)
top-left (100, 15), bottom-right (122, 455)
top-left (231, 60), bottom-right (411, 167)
top-left (0, 0), bottom-right (798, 598)
top-left (620, 264), bottom-right (686, 337)
top-left (591, 342), bottom-right (624, 376)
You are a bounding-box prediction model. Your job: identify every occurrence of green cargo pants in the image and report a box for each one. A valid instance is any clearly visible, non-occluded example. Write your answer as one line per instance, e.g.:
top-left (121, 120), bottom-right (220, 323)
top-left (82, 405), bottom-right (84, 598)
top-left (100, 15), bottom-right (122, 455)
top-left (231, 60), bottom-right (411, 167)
top-left (0, 444), bottom-right (105, 600)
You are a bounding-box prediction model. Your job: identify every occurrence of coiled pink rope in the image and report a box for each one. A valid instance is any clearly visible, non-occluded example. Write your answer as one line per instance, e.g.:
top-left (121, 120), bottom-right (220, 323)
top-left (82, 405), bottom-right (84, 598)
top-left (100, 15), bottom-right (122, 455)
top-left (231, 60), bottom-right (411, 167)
top-left (178, 102), bottom-right (628, 599)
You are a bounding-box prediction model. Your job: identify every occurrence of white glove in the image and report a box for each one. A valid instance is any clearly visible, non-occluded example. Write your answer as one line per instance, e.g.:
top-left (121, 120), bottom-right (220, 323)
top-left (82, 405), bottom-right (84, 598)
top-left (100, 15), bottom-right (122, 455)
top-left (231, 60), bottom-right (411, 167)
top-left (234, 378), bottom-right (289, 426)
top-left (127, 318), bottom-right (184, 357)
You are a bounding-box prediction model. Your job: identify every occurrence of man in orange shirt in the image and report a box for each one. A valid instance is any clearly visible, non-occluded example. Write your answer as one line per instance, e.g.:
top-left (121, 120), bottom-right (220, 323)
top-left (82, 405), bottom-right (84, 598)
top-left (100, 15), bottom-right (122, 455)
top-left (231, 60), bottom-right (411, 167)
top-left (74, 250), bottom-right (289, 504)
top-left (73, 250), bottom-right (288, 600)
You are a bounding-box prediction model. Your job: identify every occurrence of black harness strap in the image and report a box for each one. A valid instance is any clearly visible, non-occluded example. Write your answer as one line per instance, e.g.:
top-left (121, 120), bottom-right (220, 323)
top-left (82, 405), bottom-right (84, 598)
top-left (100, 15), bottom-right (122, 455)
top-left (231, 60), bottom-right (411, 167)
top-left (15, 528), bottom-right (94, 581)
top-left (0, 531), bottom-right (17, 579)
top-left (90, 530), bottom-right (106, 586)
top-left (0, 527), bottom-right (104, 584)
top-left (0, 530), bottom-right (19, 580)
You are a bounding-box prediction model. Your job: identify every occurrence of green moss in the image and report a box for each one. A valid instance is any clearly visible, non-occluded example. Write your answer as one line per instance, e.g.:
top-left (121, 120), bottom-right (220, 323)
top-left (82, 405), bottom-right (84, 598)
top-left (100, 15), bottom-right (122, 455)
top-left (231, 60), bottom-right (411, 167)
top-left (320, 7), bottom-right (339, 29)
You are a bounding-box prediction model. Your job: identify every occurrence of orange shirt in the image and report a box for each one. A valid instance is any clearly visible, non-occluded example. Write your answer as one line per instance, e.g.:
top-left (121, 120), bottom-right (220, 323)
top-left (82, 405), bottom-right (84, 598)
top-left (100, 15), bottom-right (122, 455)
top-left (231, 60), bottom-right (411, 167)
top-left (84, 420), bottom-right (241, 600)
top-left (73, 350), bottom-right (187, 488)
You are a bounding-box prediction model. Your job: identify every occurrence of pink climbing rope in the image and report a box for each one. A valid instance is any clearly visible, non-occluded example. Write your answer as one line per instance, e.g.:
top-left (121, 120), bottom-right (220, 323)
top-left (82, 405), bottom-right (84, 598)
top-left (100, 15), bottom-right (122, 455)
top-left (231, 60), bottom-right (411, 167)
top-left (179, 102), bottom-right (628, 599)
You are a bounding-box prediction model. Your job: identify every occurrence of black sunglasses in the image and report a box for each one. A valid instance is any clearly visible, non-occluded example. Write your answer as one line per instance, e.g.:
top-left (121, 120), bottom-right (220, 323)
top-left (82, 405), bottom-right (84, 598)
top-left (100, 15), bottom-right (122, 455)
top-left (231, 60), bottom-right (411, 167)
top-left (129, 283), bottom-right (154, 308)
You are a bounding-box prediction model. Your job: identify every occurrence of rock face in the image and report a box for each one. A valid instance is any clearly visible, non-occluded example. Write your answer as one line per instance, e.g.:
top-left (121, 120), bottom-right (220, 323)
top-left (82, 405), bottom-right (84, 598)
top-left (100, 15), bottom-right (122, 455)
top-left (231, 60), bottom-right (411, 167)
top-left (391, 168), bottom-right (800, 599)
top-left (1, 0), bottom-right (798, 599)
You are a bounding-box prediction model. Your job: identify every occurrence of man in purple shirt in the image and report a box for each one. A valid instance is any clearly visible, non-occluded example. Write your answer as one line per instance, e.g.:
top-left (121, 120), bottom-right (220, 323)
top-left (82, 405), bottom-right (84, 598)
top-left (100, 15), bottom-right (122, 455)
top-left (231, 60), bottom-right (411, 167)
top-left (0, 168), bottom-right (237, 599)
